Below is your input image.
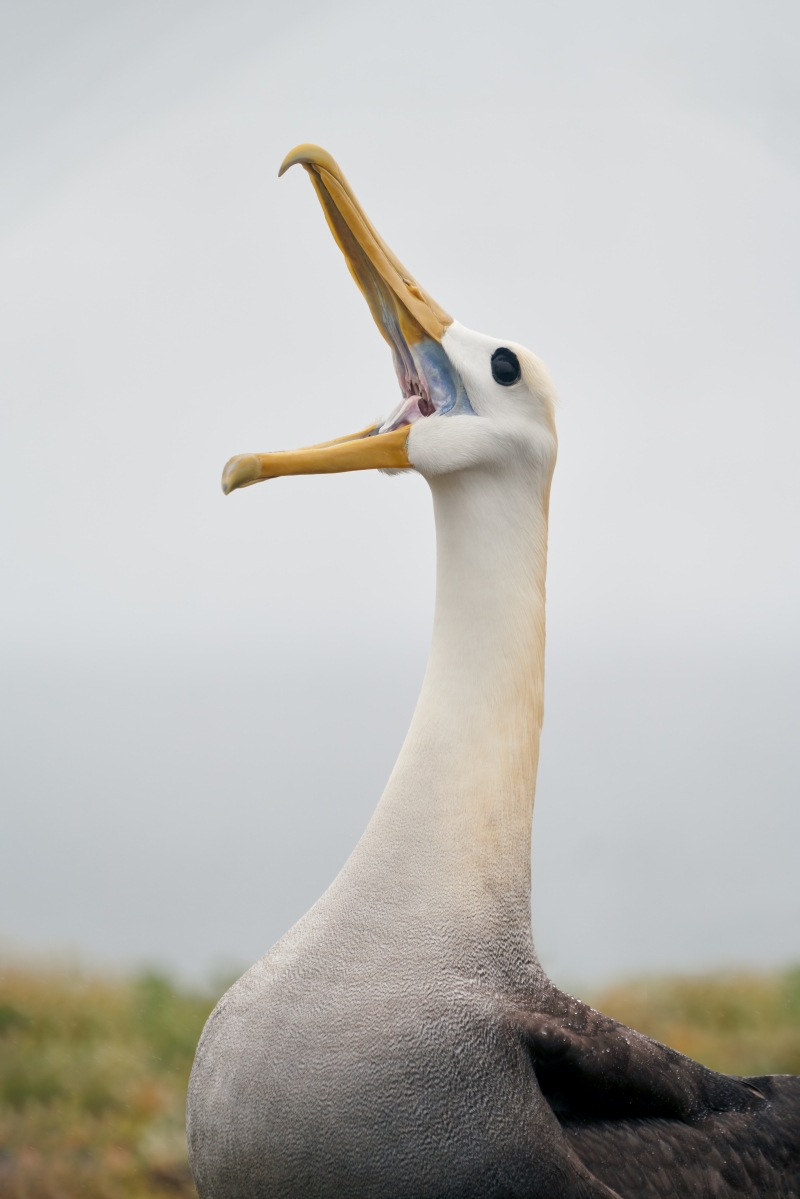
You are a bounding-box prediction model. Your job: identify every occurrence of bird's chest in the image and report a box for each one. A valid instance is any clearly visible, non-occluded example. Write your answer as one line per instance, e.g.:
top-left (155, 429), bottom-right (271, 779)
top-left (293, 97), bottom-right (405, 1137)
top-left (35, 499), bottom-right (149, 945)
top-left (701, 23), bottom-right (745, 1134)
top-left (188, 944), bottom-right (559, 1198)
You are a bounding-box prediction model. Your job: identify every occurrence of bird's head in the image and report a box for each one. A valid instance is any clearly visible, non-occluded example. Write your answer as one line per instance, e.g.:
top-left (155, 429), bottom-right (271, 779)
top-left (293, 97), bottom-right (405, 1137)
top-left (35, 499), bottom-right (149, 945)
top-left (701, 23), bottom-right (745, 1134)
top-left (221, 145), bottom-right (556, 495)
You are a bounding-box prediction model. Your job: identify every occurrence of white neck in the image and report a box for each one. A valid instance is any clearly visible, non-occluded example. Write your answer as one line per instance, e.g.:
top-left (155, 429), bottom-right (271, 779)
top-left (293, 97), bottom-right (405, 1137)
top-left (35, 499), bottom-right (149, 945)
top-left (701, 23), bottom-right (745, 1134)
top-left (344, 455), bottom-right (551, 966)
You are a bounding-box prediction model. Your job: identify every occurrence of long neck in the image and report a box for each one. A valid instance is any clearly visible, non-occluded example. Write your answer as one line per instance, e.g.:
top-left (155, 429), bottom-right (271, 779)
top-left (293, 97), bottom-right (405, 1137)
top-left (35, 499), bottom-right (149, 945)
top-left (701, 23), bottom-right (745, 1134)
top-left (349, 459), bottom-right (551, 959)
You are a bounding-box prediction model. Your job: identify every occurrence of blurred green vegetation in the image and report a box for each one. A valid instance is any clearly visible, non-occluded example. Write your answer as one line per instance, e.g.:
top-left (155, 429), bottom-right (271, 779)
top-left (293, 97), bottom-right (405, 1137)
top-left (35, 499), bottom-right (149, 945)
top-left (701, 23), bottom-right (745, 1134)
top-left (0, 961), bottom-right (798, 1197)
top-left (0, 964), bottom-right (215, 1198)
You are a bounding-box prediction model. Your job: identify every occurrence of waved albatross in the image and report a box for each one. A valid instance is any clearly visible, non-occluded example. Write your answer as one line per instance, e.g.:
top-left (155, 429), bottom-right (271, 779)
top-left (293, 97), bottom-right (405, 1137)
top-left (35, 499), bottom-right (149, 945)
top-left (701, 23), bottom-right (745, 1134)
top-left (187, 145), bottom-right (800, 1199)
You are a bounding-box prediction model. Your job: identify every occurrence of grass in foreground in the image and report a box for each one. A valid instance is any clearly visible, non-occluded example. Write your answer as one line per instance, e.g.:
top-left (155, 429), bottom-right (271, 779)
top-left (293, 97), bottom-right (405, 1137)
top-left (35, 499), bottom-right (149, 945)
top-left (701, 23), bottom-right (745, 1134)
top-left (0, 965), bottom-right (214, 1198)
top-left (0, 962), bottom-right (798, 1198)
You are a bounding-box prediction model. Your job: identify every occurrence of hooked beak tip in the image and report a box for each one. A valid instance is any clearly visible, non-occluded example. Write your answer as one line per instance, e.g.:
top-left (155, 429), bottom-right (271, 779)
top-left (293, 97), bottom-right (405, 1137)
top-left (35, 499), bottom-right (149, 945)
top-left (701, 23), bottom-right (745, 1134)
top-left (221, 454), bottom-right (262, 495)
top-left (278, 143), bottom-right (341, 179)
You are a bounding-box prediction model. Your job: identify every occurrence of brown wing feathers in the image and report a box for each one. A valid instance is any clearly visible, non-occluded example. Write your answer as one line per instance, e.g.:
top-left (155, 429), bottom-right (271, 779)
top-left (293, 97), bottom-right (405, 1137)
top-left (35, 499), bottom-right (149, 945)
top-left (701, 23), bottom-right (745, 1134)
top-left (521, 995), bottom-right (800, 1197)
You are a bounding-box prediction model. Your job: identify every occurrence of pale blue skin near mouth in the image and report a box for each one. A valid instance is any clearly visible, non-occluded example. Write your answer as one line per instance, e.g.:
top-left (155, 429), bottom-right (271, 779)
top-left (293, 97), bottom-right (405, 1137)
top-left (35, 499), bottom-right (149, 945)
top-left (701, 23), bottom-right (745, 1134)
top-left (409, 337), bottom-right (475, 417)
top-left (375, 299), bottom-right (476, 433)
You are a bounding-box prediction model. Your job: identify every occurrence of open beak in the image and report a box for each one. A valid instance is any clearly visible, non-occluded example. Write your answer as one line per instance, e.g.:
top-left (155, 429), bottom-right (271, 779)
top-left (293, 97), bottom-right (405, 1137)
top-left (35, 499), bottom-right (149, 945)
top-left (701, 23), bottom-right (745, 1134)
top-left (221, 143), bottom-right (458, 495)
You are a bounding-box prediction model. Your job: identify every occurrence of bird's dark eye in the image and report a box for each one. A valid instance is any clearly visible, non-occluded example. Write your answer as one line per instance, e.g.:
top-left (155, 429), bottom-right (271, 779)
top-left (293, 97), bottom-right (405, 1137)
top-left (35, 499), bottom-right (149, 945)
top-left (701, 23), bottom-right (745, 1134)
top-left (491, 347), bottom-right (521, 386)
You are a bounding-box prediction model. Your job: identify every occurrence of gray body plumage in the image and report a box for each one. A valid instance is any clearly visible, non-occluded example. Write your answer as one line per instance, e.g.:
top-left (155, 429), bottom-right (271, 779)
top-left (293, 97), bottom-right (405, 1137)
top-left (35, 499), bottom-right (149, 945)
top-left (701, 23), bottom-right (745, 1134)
top-left (188, 877), bottom-right (580, 1198)
top-left (188, 867), bottom-right (800, 1198)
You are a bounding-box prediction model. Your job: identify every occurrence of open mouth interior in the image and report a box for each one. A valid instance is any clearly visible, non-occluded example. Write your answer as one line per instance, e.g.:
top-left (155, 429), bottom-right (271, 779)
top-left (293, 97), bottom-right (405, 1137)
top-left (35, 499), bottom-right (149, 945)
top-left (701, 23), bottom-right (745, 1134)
top-left (378, 330), bottom-right (471, 434)
top-left (372, 289), bottom-right (435, 433)
top-left (377, 318), bottom-right (475, 434)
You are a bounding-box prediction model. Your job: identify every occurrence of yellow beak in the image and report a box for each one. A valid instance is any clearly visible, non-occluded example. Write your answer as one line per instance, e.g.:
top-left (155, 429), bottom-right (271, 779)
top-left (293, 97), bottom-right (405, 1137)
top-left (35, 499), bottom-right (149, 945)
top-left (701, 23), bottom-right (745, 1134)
top-left (221, 424), bottom-right (411, 494)
top-left (221, 144), bottom-right (453, 495)
top-left (279, 144), bottom-right (451, 346)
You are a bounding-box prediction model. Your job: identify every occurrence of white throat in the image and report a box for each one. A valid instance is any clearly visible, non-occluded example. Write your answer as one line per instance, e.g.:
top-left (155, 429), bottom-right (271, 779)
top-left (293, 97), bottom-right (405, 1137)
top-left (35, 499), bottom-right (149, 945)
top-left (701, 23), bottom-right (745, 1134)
top-left (338, 444), bottom-right (554, 972)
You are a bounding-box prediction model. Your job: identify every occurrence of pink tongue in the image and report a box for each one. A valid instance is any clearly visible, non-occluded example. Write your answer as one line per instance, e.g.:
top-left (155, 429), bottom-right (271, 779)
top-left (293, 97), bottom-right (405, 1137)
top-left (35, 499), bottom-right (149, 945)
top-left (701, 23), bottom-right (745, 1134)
top-left (379, 395), bottom-right (434, 433)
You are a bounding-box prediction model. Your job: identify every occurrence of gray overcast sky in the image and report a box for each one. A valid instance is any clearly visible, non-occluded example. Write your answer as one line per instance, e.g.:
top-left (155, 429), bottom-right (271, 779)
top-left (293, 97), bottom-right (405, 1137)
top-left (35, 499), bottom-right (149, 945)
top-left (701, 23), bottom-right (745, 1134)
top-left (0, 0), bottom-right (798, 985)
